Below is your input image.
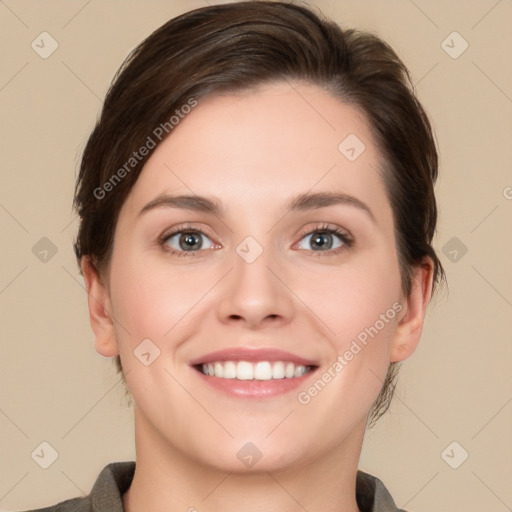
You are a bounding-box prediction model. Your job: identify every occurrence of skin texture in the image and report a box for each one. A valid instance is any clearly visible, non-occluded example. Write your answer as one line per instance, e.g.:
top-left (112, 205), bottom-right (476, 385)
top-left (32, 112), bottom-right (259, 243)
top-left (82, 81), bottom-right (433, 512)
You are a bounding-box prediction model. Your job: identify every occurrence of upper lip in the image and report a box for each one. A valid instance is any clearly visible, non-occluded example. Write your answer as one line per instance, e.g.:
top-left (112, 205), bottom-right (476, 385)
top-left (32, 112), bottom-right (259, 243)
top-left (189, 347), bottom-right (318, 367)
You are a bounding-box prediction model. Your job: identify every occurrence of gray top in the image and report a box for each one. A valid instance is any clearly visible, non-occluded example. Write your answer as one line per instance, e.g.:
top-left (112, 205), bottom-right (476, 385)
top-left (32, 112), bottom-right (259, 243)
top-left (22, 461), bottom-right (407, 512)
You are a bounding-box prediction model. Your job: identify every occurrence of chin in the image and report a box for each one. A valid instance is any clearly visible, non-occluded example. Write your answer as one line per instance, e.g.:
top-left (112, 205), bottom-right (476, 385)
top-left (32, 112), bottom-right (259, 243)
top-left (205, 447), bottom-right (305, 475)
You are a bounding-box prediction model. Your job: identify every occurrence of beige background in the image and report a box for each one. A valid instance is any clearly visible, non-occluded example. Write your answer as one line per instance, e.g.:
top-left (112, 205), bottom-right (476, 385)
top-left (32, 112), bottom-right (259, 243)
top-left (1, 0), bottom-right (511, 510)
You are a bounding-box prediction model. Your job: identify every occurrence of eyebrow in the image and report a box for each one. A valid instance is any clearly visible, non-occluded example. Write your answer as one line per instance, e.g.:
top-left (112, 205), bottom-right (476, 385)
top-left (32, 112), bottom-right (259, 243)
top-left (138, 192), bottom-right (376, 223)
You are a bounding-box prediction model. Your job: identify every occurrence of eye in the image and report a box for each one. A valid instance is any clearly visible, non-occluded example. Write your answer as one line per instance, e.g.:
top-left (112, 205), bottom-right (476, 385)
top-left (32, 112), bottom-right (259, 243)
top-left (161, 227), bottom-right (216, 255)
top-left (296, 225), bottom-right (353, 254)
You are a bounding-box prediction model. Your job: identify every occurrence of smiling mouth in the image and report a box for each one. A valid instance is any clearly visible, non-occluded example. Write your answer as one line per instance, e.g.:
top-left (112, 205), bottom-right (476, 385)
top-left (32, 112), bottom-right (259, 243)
top-left (195, 360), bottom-right (316, 380)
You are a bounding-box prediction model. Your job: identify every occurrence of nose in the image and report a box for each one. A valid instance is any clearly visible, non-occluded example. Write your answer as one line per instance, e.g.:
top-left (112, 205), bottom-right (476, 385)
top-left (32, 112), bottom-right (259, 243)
top-left (216, 244), bottom-right (295, 330)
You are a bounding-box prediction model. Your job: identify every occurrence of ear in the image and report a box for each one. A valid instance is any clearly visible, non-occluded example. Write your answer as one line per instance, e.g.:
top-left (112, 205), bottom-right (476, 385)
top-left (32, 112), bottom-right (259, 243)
top-left (81, 256), bottom-right (119, 358)
top-left (390, 257), bottom-right (434, 362)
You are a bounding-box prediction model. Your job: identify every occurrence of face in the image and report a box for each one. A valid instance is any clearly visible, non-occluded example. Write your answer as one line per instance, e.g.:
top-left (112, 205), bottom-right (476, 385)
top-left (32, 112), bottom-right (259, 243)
top-left (88, 81), bottom-right (427, 473)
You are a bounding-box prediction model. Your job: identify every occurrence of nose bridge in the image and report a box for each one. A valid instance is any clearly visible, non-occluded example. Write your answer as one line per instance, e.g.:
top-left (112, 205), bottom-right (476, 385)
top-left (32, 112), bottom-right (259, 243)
top-left (216, 236), bottom-right (294, 327)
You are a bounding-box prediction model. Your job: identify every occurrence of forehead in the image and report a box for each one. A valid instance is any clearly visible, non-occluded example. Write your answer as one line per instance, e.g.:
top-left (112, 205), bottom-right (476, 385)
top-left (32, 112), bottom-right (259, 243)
top-left (120, 81), bottom-right (390, 220)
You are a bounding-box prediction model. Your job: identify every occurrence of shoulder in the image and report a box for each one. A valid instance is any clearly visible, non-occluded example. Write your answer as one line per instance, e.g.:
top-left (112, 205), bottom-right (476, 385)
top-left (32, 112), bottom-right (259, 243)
top-left (17, 461), bottom-right (135, 512)
top-left (356, 469), bottom-right (409, 512)
top-left (22, 495), bottom-right (90, 512)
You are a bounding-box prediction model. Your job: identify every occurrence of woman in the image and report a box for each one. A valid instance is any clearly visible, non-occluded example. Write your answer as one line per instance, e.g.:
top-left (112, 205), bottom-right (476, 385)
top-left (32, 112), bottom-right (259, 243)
top-left (27, 1), bottom-right (445, 510)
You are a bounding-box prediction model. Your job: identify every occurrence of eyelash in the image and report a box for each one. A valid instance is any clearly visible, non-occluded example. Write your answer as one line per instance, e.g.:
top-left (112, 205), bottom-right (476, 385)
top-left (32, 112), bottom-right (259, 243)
top-left (159, 223), bottom-right (354, 258)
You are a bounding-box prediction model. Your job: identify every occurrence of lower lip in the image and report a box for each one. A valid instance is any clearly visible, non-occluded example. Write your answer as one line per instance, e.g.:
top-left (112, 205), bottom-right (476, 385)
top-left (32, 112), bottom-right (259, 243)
top-left (193, 368), bottom-right (317, 398)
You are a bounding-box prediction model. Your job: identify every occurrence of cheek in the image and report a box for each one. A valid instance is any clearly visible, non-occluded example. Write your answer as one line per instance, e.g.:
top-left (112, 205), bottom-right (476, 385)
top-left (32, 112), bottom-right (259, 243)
top-left (297, 250), bottom-right (402, 347)
top-left (334, 279), bottom-right (401, 358)
top-left (293, 245), bottom-right (403, 411)
top-left (109, 254), bottom-right (207, 339)
top-left (295, 272), bottom-right (402, 426)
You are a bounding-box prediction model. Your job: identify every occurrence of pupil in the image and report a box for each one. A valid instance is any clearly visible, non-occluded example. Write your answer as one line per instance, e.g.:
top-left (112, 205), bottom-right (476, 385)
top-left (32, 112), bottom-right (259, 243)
top-left (313, 232), bottom-right (332, 250)
top-left (181, 233), bottom-right (200, 251)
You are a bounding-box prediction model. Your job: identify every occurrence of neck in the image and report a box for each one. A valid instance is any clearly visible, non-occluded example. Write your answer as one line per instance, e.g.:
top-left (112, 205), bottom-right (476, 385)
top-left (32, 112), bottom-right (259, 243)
top-left (122, 408), bottom-right (365, 512)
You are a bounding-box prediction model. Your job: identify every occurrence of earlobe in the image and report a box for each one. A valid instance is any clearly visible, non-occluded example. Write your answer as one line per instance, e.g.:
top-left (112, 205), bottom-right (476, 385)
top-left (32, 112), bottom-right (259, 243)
top-left (390, 258), bottom-right (434, 362)
top-left (81, 257), bottom-right (119, 358)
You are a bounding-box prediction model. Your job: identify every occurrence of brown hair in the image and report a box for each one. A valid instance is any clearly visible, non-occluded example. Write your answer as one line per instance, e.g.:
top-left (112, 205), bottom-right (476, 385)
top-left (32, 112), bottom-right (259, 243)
top-left (74, 0), bottom-right (445, 426)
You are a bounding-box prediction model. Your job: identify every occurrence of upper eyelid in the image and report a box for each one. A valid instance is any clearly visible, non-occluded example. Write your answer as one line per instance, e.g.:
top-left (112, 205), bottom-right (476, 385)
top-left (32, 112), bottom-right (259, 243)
top-left (160, 222), bottom-right (210, 237)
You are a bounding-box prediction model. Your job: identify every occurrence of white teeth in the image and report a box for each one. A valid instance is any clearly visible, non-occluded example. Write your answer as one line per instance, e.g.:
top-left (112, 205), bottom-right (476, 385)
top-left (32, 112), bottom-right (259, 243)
top-left (214, 362), bottom-right (224, 378)
top-left (254, 361), bottom-right (272, 380)
top-left (272, 361), bottom-right (285, 379)
top-left (223, 361), bottom-right (237, 379)
top-left (199, 360), bottom-right (311, 380)
top-left (294, 365), bottom-right (306, 377)
top-left (237, 361), bottom-right (253, 380)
